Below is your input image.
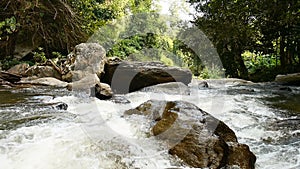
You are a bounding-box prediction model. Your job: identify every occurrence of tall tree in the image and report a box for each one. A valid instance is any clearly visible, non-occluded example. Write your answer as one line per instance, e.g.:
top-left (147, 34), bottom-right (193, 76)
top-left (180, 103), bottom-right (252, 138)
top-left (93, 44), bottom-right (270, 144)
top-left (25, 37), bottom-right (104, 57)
top-left (189, 0), bottom-right (257, 78)
top-left (0, 0), bottom-right (154, 60)
top-left (0, 0), bottom-right (86, 59)
top-left (253, 0), bottom-right (300, 70)
top-left (189, 0), bottom-right (300, 78)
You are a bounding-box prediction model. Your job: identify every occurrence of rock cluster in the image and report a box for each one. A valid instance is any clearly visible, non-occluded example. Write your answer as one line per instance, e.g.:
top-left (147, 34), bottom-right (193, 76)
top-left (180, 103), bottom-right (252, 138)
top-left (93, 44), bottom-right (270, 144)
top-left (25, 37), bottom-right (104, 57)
top-left (1, 43), bottom-right (193, 99)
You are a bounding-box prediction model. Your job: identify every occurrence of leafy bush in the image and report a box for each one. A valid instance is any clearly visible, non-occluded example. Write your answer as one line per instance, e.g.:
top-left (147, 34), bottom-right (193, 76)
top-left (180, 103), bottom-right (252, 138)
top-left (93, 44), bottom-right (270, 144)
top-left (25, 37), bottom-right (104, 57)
top-left (242, 51), bottom-right (279, 74)
top-left (0, 56), bottom-right (33, 70)
top-left (33, 47), bottom-right (47, 63)
top-left (198, 67), bottom-right (224, 79)
top-left (0, 16), bottom-right (19, 40)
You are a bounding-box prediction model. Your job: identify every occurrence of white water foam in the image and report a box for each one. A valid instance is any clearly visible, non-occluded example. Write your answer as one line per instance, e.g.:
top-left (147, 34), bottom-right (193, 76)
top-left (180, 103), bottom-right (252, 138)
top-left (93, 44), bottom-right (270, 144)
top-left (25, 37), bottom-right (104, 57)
top-left (1, 84), bottom-right (299, 169)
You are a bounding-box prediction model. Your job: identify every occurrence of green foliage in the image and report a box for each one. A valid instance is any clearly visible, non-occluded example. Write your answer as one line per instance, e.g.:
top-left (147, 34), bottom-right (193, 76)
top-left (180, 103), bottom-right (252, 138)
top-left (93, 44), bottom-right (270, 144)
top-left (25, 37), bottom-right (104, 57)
top-left (70, 0), bottom-right (154, 35)
top-left (0, 56), bottom-right (34, 70)
top-left (198, 67), bottom-right (223, 79)
top-left (252, 0), bottom-right (300, 69)
top-left (189, 0), bottom-right (300, 79)
top-left (189, 0), bottom-right (256, 78)
top-left (0, 57), bottom-right (20, 70)
top-left (51, 51), bottom-right (66, 60)
top-left (33, 47), bottom-right (47, 63)
top-left (242, 51), bottom-right (279, 74)
top-left (160, 54), bottom-right (174, 66)
top-left (0, 0), bottom-right (155, 65)
top-left (0, 16), bottom-right (19, 40)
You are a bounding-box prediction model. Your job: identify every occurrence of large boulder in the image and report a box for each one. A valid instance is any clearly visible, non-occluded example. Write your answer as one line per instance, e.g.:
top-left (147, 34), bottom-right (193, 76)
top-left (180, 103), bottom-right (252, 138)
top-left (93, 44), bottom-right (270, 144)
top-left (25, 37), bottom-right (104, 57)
top-left (101, 57), bottom-right (192, 94)
top-left (275, 73), bottom-right (300, 85)
top-left (124, 100), bottom-right (256, 169)
top-left (62, 43), bottom-right (106, 82)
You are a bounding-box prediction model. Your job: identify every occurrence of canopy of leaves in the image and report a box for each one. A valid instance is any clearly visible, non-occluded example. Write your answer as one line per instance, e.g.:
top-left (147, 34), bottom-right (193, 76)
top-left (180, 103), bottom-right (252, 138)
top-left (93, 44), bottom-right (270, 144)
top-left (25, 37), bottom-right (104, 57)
top-left (189, 0), bottom-right (300, 79)
top-left (0, 0), bottom-right (154, 60)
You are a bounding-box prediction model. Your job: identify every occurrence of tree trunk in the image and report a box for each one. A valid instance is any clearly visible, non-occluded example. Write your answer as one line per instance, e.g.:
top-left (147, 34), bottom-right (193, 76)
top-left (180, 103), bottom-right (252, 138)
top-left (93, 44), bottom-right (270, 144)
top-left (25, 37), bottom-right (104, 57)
top-left (280, 35), bottom-right (286, 70)
top-left (234, 50), bottom-right (249, 79)
top-left (220, 51), bottom-right (239, 78)
top-left (0, 33), bottom-right (17, 60)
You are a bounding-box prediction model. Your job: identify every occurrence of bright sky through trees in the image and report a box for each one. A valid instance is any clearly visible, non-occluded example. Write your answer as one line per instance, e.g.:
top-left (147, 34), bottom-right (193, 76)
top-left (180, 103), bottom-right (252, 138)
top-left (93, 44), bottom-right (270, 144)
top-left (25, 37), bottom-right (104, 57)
top-left (153, 0), bottom-right (195, 21)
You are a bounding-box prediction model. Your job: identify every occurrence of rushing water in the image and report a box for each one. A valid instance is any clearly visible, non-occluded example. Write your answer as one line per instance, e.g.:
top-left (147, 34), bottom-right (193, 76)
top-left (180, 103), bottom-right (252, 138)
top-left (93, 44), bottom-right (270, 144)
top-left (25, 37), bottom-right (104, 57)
top-left (0, 80), bottom-right (299, 169)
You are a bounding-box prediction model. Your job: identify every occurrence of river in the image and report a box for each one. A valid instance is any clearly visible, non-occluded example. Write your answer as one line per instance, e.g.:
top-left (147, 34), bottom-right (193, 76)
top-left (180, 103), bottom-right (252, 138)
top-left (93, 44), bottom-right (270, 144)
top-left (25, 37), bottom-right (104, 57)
top-left (0, 80), bottom-right (299, 169)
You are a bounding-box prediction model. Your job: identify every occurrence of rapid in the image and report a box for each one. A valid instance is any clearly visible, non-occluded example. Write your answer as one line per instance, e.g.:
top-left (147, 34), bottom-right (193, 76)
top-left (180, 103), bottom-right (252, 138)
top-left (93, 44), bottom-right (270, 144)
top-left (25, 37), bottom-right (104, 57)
top-left (0, 79), bottom-right (299, 169)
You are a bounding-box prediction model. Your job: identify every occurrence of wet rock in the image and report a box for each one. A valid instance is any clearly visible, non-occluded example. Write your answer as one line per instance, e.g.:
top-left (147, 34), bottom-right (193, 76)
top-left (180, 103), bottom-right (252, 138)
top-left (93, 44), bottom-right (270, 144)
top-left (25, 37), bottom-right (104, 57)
top-left (7, 63), bottom-right (30, 76)
top-left (140, 82), bottom-right (190, 95)
top-left (278, 86), bottom-right (292, 92)
top-left (48, 102), bottom-right (68, 110)
top-left (25, 65), bottom-right (61, 80)
top-left (0, 78), bottom-right (12, 87)
top-left (91, 83), bottom-right (113, 100)
top-left (270, 118), bottom-right (300, 130)
top-left (109, 95), bottom-right (131, 104)
top-left (19, 77), bottom-right (69, 88)
top-left (62, 71), bottom-right (73, 82)
top-left (194, 78), bottom-right (254, 88)
top-left (198, 81), bottom-right (209, 88)
top-left (124, 100), bottom-right (256, 169)
top-left (0, 71), bottom-right (22, 83)
top-left (227, 142), bottom-right (256, 169)
top-left (101, 58), bottom-right (192, 94)
top-left (275, 73), bottom-right (300, 86)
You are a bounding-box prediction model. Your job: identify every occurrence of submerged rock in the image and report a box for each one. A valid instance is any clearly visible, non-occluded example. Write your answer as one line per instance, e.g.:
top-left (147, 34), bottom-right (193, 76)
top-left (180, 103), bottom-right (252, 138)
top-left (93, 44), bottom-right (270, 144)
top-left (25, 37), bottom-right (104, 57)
top-left (101, 58), bottom-right (192, 94)
top-left (124, 100), bottom-right (256, 169)
top-left (48, 102), bottom-right (68, 110)
top-left (140, 82), bottom-right (190, 95)
top-left (194, 78), bottom-right (254, 88)
top-left (109, 95), bottom-right (131, 104)
top-left (198, 80), bottom-right (209, 88)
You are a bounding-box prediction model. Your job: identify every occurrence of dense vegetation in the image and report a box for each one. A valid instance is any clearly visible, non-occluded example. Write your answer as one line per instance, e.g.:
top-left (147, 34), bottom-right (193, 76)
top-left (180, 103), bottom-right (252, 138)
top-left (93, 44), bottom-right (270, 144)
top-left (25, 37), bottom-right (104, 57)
top-left (188, 0), bottom-right (300, 81)
top-left (0, 0), bottom-right (299, 81)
